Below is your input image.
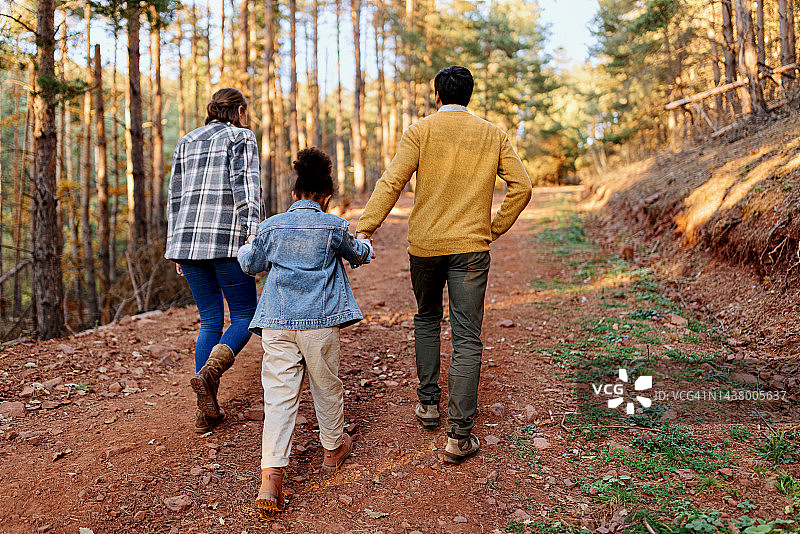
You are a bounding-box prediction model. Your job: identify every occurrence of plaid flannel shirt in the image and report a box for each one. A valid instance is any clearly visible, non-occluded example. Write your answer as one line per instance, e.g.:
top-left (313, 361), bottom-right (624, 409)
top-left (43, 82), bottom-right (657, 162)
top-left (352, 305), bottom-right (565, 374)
top-left (165, 121), bottom-right (263, 260)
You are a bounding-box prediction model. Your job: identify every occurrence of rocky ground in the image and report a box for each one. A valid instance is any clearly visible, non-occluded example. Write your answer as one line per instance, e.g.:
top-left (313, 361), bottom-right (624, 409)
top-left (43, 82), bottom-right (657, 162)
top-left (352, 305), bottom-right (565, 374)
top-left (0, 188), bottom-right (798, 534)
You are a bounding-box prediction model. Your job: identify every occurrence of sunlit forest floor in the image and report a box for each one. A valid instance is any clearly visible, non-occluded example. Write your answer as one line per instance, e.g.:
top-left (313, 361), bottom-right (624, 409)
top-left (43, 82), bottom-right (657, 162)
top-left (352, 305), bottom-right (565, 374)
top-left (0, 188), bottom-right (798, 533)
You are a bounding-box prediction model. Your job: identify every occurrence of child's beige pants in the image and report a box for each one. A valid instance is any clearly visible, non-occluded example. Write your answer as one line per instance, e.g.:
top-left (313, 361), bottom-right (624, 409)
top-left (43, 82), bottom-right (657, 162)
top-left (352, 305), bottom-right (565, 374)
top-left (260, 327), bottom-right (344, 469)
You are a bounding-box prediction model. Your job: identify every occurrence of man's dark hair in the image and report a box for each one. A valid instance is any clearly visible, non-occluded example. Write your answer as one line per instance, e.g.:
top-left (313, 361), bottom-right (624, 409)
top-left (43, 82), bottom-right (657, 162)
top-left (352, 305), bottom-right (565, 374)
top-left (434, 66), bottom-right (474, 107)
top-left (292, 147), bottom-right (335, 202)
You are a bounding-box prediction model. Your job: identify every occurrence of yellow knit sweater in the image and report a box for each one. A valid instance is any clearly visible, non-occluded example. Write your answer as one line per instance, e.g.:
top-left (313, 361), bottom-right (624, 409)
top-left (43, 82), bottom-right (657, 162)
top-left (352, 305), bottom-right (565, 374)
top-left (356, 108), bottom-right (532, 257)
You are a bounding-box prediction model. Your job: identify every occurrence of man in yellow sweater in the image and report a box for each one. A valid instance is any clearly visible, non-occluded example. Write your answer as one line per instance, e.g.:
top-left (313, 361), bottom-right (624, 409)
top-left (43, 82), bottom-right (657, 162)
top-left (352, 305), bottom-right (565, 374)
top-left (356, 66), bottom-right (532, 464)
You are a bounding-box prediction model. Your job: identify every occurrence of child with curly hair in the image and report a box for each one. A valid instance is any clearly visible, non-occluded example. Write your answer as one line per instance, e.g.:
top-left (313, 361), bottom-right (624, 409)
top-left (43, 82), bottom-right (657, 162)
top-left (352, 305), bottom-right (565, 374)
top-left (237, 147), bottom-right (373, 512)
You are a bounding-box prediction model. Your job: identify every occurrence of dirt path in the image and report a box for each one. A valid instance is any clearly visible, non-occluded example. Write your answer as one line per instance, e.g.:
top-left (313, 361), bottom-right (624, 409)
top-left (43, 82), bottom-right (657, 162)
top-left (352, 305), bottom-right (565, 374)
top-left (1, 187), bottom-right (798, 534)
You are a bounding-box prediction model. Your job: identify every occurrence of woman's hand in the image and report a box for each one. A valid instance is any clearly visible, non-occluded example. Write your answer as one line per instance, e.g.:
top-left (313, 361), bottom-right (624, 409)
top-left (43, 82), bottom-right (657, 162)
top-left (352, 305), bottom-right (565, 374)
top-left (246, 234), bottom-right (256, 244)
top-left (175, 264), bottom-right (184, 277)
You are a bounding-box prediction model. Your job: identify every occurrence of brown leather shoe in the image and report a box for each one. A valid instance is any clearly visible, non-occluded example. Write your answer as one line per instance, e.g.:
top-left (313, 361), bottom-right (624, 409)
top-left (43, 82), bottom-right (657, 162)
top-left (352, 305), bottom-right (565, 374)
top-left (194, 408), bottom-right (226, 434)
top-left (415, 403), bottom-right (440, 428)
top-left (443, 434), bottom-right (480, 464)
top-left (322, 433), bottom-right (353, 472)
top-left (191, 344), bottom-right (234, 418)
top-left (255, 467), bottom-right (285, 512)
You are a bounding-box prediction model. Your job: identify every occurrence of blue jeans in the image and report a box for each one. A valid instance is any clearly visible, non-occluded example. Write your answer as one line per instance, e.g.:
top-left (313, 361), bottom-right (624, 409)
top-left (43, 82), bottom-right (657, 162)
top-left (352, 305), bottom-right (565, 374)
top-left (178, 259), bottom-right (257, 372)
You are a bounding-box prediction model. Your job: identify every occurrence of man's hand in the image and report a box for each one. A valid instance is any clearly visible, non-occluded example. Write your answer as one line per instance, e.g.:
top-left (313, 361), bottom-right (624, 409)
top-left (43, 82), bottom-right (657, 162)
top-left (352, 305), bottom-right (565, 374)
top-left (355, 233), bottom-right (375, 259)
top-left (175, 264), bottom-right (184, 277)
top-left (246, 234), bottom-right (256, 244)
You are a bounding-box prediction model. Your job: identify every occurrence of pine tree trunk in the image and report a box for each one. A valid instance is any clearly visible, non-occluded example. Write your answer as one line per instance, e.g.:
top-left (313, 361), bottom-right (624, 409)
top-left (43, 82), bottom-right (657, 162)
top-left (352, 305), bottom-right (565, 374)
top-left (404, 0), bottom-right (415, 129)
top-left (734, 0), bottom-right (768, 116)
top-left (93, 45), bottom-right (111, 322)
top-left (261, 0), bottom-right (275, 216)
top-left (150, 7), bottom-right (164, 236)
top-left (126, 2), bottom-right (148, 243)
top-left (220, 0), bottom-right (226, 82)
top-left (238, 0), bottom-right (249, 92)
top-left (710, 4), bottom-right (724, 117)
top-left (778, 0), bottom-right (798, 98)
top-left (311, 0), bottom-right (320, 147)
top-left (351, 0), bottom-right (365, 193)
top-left (12, 76), bottom-right (28, 317)
top-left (177, 15), bottom-right (186, 138)
top-left (335, 0), bottom-right (346, 196)
top-left (274, 53), bottom-right (290, 211)
top-left (375, 6), bottom-right (385, 181)
top-left (206, 0), bottom-right (213, 97)
top-left (721, 0), bottom-right (742, 115)
top-left (110, 40), bottom-right (120, 284)
top-left (33, 0), bottom-right (65, 339)
top-left (289, 0), bottom-right (300, 159)
top-left (755, 0), bottom-right (766, 71)
top-left (81, 5), bottom-right (100, 324)
top-left (191, 4), bottom-right (200, 125)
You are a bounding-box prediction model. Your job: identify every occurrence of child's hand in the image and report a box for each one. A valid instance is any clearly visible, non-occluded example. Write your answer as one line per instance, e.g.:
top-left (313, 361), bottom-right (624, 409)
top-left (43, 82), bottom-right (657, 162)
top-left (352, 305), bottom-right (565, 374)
top-left (355, 233), bottom-right (375, 259)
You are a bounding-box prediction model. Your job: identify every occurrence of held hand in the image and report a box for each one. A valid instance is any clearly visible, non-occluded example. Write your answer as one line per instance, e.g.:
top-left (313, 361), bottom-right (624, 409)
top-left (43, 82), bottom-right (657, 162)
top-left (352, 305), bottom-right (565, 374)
top-left (355, 233), bottom-right (375, 260)
top-left (246, 234), bottom-right (256, 244)
top-left (175, 264), bottom-right (184, 277)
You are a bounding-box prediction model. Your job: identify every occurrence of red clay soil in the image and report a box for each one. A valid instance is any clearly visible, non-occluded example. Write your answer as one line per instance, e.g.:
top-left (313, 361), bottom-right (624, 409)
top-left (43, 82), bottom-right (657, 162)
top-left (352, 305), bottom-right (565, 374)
top-left (0, 187), bottom-right (796, 534)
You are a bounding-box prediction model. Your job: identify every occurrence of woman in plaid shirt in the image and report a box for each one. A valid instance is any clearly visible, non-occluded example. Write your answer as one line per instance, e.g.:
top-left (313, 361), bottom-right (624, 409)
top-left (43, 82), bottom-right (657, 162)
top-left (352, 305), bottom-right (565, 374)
top-left (165, 88), bottom-right (262, 434)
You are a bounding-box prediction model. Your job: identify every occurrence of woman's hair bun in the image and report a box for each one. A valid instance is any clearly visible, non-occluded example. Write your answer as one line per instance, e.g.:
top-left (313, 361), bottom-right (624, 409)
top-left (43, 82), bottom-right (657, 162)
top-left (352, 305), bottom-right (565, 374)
top-left (205, 88), bottom-right (247, 126)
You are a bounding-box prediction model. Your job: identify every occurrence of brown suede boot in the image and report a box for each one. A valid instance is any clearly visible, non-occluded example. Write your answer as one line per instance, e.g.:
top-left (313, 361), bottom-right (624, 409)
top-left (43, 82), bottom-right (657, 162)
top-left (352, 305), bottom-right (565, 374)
top-left (194, 408), bottom-right (226, 434)
top-left (322, 433), bottom-right (353, 472)
top-left (191, 344), bottom-right (235, 418)
top-left (255, 467), bottom-right (285, 512)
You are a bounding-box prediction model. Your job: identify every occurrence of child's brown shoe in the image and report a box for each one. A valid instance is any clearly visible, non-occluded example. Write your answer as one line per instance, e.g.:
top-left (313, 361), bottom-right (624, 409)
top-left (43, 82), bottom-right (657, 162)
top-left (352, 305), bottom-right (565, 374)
top-left (256, 467), bottom-right (285, 512)
top-left (322, 433), bottom-right (353, 472)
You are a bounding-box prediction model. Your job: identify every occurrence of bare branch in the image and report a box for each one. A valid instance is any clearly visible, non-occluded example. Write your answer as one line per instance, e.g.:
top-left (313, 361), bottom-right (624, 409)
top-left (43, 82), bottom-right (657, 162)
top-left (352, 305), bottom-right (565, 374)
top-left (0, 13), bottom-right (38, 36)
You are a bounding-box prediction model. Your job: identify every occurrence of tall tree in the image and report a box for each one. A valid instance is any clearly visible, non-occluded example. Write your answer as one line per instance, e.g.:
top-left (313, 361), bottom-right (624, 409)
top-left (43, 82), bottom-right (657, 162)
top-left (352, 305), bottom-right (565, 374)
top-left (238, 0), bottom-right (250, 91)
top-left (733, 0), bottom-right (767, 116)
top-left (149, 6), bottom-right (165, 235)
top-left (126, 0), bottom-right (148, 242)
top-left (110, 35), bottom-right (121, 284)
top-left (32, 0), bottom-right (65, 338)
top-left (191, 3), bottom-right (200, 124)
top-left (176, 15), bottom-right (186, 138)
top-left (335, 0), bottom-right (346, 196)
top-left (351, 0), bottom-right (365, 193)
top-left (721, 0), bottom-right (742, 115)
top-left (81, 4), bottom-right (100, 324)
top-left (289, 0), bottom-right (300, 159)
top-left (93, 45), bottom-right (110, 320)
top-left (205, 0), bottom-right (213, 97)
top-left (778, 0), bottom-right (797, 98)
top-left (261, 0), bottom-right (276, 215)
top-left (311, 0), bottom-right (320, 147)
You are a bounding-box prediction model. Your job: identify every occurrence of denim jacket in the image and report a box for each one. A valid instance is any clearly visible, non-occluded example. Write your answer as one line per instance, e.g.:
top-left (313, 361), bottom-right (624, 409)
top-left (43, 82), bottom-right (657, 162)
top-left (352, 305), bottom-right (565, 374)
top-left (237, 200), bottom-right (373, 334)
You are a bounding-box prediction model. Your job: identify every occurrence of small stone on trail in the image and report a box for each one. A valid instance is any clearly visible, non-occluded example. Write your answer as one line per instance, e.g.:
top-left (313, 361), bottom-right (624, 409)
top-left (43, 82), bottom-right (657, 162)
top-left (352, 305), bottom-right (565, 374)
top-left (133, 511), bottom-right (146, 521)
top-left (453, 516), bottom-right (468, 524)
top-left (667, 313), bottom-right (688, 327)
top-left (164, 495), bottom-right (192, 512)
top-left (296, 414), bottom-right (308, 425)
top-left (524, 405), bottom-right (537, 422)
top-left (532, 437), bottom-right (550, 450)
top-left (510, 509), bottom-right (531, 522)
top-left (339, 494), bottom-right (353, 505)
top-left (484, 435), bottom-right (500, 446)
top-left (718, 468), bottom-right (733, 477)
top-left (190, 466), bottom-right (204, 476)
top-left (498, 319), bottom-right (514, 328)
top-left (488, 403), bottom-right (504, 416)
top-left (0, 401), bottom-right (25, 419)
top-left (108, 382), bottom-right (123, 393)
top-left (201, 472), bottom-right (212, 485)
top-left (243, 405), bottom-right (264, 421)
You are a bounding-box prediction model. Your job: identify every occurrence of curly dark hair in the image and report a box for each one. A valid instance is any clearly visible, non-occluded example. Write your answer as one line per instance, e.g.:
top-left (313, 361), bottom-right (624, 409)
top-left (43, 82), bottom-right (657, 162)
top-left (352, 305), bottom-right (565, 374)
top-left (292, 147), bottom-right (335, 202)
